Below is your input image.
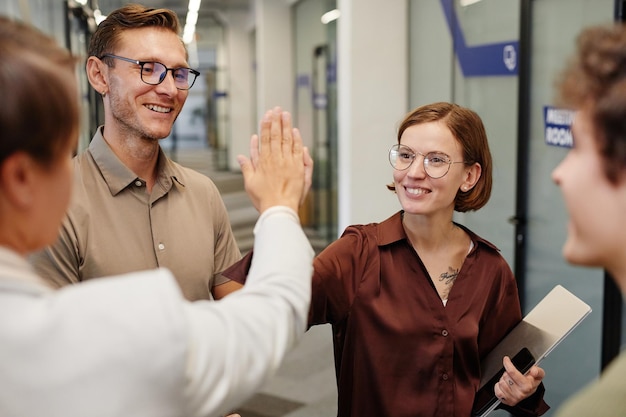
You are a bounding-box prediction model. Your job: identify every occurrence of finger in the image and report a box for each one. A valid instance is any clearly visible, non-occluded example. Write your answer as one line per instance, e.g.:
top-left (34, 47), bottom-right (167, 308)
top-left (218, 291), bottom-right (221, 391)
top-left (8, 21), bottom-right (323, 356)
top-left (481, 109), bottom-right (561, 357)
top-left (493, 383), bottom-right (507, 404)
top-left (292, 127), bottom-right (303, 157)
top-left (529, 365), bottom-right (545, 381)
top-left (496, 381), bottom-right (514, 406)
top-left (497, 376), bottom-right (512, 397)
top-left (281, 111), bottom-right (294, 156)
top-left (249, 134), bottom-right (260, 168)
top-left (301, 145), bottom-right (313, 205)
top-left (499, 368), bottom-right (536, 406)
top-left (502, 356), bottom-right (524, 384)
top-left (259, 110), bottom-right (272, 151)
top-left (237, 154), bottom-right (253, 181)
top-left (303, 144), bottom-right (313, 165)
top-left (303, 144), bottom-right (313, 179)
top-left (269, 107), bottom-right (283, 155)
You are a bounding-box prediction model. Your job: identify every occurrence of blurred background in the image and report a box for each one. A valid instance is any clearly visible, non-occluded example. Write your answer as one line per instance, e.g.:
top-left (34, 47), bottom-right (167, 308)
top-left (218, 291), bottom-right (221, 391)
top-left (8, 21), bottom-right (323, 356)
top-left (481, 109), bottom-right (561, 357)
top-left (2, 1), bottom-right (625, 416)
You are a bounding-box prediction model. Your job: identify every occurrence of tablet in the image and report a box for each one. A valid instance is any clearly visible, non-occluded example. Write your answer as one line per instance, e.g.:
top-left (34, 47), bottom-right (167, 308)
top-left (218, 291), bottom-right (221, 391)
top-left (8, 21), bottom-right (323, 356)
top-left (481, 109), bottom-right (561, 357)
top-left (472, 285), bottom-right (592, 417)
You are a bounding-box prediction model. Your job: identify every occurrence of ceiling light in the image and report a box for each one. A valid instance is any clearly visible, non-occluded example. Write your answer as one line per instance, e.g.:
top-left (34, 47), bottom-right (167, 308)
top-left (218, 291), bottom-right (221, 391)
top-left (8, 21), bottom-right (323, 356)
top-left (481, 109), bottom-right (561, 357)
top-left (321, 9), bottom-right (340, 24)
top-left (460, 0), bottom-right (483, 6)
top-left (94, 9), bottom-right (106, 25)
top-left (183, 0), bottom-right (201, 44)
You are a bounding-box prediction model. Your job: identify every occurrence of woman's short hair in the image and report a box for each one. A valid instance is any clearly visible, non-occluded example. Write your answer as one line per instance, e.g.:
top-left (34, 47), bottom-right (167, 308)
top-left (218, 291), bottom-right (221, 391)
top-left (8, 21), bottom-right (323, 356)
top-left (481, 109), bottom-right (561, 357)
top-left (0, 16), bottom-right (78, 167)
top-left (387, 102), bottom-right (493, 212)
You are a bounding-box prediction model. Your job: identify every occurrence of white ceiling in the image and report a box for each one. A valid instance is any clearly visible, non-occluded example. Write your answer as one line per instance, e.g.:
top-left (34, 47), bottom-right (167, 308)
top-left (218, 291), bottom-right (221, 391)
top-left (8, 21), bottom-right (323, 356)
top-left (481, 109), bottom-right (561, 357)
top-left (91, 0), bottom-right (252, 48)
top-left (95, 0), bottom-right (251, 28)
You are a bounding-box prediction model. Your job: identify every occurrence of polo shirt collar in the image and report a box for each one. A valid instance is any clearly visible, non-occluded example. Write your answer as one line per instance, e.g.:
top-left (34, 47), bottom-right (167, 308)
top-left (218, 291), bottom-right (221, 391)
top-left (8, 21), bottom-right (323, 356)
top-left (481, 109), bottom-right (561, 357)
top-left (89, 127), bottom-right (185, 196)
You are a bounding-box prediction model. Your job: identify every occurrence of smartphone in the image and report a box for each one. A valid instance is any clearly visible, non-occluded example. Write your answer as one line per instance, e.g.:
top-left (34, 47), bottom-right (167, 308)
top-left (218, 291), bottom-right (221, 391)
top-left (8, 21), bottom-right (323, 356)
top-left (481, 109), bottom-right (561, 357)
top-left (472, 347), bottom-right (536, 417)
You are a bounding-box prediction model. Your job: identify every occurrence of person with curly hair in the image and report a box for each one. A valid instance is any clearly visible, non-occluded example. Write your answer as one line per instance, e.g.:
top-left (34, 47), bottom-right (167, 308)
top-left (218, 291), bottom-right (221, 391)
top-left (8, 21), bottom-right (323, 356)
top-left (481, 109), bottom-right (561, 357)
top-left (552, 23), bottom-right (626, 417)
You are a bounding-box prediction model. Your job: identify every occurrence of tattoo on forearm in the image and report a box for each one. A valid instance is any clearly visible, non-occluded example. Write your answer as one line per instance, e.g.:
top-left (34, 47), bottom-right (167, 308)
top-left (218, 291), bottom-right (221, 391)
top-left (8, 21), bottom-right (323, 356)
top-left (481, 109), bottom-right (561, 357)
top-left (439, 267), bottom-right (459, 285)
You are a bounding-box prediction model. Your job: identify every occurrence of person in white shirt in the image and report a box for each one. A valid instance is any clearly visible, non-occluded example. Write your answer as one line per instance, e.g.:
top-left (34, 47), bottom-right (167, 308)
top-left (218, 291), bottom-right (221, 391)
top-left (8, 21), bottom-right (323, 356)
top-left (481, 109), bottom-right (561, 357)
top-left (0, 15), bottom-right (313, 417)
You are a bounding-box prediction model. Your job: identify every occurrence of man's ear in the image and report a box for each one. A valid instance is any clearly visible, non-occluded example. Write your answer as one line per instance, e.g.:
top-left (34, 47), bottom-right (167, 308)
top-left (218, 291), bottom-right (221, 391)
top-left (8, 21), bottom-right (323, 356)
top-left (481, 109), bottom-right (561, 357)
top-left (0, 152), bottom-right (37, 209)
top-left (86, 56), bottom-right (109, 96)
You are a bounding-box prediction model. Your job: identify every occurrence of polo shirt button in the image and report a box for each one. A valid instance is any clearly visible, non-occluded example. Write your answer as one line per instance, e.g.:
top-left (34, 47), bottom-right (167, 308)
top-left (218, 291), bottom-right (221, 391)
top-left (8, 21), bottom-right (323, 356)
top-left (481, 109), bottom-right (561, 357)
top-left (158, 243), bottom-right (165, 251)
top-left (442, 373), bottom-right (449, 380)
top-left (135, 180), bottom-right (142, 187)
top-left (442, 329), bottom-right (449, 337)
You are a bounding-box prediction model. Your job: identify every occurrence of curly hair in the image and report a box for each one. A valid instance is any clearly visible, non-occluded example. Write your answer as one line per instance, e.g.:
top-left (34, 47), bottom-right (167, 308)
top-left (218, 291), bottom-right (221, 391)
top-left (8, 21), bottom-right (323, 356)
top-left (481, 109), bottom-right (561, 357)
top-left (387, 102), bottom-right (493, 212)
top-left (557, 23), bottom-right (626, 184)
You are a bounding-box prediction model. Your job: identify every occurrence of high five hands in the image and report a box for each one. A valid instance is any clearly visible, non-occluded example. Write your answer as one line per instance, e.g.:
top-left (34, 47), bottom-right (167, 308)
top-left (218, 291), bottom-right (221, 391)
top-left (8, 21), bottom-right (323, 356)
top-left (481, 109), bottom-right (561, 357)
top-left (238, 106), bottom-right (313, 214)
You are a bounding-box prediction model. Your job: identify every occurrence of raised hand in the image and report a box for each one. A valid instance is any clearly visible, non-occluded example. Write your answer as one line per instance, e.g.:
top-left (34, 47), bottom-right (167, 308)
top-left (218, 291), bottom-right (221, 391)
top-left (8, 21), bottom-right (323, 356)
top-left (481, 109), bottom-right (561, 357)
top-left (238, 107), bottom-right (309, 213)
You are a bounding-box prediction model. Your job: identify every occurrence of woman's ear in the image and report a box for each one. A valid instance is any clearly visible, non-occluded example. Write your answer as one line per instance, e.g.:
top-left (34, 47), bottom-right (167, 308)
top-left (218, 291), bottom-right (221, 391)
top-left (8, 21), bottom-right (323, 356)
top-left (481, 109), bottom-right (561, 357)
top-left (0, 152), bottom-right (37, 209)
top-left (460, 162), bottom-right (482, 192)
top-left (86, 56), bottom-right (109, 96)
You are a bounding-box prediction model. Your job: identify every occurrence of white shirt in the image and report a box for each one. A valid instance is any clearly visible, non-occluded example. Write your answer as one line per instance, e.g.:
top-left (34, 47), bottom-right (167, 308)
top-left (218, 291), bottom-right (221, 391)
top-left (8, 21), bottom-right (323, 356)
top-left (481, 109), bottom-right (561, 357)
top-left (0, 206), bottom-right (313, 417)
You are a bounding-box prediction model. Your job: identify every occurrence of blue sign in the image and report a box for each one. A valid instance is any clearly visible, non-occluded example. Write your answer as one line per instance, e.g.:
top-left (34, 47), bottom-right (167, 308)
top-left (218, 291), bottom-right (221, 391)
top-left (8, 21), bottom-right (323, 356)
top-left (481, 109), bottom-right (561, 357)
top-left (440, 0), bottom-right (519, 77)
top-left (543, 106), bottom-right (574, 148)
top-left (313, 93), bottom-right (328, 109)
top-left (296, 74), bottom-right (310, 88)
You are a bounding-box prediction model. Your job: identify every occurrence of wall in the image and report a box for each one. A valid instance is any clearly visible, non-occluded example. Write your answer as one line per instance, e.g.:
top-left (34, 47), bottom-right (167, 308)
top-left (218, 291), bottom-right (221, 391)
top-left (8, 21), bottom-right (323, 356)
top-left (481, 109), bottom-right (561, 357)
top-left (337, 0), bottom-right (408, 231)
top-left (225, 8), bottom-right (256, 171)
top-left (254, 0), bottom-right (294, 124)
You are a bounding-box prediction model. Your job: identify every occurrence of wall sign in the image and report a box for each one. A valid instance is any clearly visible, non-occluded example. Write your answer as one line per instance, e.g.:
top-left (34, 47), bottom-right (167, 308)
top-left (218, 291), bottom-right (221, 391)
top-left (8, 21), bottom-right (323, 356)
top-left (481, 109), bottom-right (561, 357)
top-left (544, 105), bottom-right (575, 148)
top-left (440, 0), bottom-right (519, 77)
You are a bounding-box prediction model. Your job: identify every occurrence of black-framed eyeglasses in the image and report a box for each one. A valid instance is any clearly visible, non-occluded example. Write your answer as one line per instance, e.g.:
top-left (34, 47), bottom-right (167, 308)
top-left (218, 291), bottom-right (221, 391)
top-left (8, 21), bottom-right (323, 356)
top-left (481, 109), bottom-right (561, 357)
top-left (388, 143), bottom-right (469, 179)
top-left (100, 54), bottom-right (200, 90)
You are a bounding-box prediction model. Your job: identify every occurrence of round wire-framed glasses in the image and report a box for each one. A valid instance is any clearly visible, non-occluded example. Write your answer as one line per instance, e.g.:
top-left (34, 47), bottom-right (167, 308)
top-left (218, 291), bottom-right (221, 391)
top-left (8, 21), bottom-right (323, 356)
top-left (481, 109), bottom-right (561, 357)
top-left (388, 143), bottom-right (469, 179)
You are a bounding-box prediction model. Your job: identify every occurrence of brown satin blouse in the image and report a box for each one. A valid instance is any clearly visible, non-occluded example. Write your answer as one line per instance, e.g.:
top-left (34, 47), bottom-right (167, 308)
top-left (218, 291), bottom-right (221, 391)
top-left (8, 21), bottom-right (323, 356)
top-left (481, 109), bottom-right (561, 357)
top-left (225, 211), bottom-right (548, 417)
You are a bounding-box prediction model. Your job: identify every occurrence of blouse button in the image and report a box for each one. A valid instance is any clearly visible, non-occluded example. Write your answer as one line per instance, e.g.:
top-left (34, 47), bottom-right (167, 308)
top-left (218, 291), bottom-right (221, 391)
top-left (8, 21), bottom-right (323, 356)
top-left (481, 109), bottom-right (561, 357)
top-left (134, 180), bottom-right (143, 187)
top-left (442, 373), bottom-right (449, 381)
top-left (158, 243), bottom-right (165, 251)
top-left (442, 329), bottom-right (449, 337)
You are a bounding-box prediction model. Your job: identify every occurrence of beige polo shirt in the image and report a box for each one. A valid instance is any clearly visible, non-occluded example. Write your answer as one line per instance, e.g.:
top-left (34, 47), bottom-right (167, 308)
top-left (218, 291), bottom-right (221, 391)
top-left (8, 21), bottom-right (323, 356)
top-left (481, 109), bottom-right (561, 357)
top-left (30, 128), bottom-right (241, 301)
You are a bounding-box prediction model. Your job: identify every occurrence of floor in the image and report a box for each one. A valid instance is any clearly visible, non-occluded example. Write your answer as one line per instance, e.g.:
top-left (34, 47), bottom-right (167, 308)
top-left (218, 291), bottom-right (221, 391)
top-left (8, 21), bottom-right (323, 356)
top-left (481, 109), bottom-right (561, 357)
top-left (232, 325), bottom-right (338, 417)
top-left (173, 145), bottom-right (339, 417)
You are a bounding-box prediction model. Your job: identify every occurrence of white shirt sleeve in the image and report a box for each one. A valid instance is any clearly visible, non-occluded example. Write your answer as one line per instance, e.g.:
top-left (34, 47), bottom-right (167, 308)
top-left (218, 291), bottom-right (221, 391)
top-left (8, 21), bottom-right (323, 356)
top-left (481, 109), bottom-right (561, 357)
top-left (182, 206), bottom-right (314, 417)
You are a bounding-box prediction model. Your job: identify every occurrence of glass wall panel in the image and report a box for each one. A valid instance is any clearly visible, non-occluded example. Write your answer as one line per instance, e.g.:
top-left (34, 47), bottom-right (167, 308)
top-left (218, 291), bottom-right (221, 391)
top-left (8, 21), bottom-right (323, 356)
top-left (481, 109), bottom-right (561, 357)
top-left (294, 0), bottom-right (338, 241)
top-left (411, 0), bottom-right (520, 268)
top-left (453, 4), bottom-right (521, 415)
top-left (525, 0), bottom-right (613, 410)
top-left (410, 4), bottom-right (519, 415)
top-left (410, 0), bottom-right (618, 413)
top-left (451, 0), bottom-right (520, 269)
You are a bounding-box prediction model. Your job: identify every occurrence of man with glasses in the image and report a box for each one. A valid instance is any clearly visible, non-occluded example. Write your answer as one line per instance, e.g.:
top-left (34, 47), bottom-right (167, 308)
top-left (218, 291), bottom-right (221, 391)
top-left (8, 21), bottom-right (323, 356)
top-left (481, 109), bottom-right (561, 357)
top-left (31, 4), bottom-right (244, 304)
